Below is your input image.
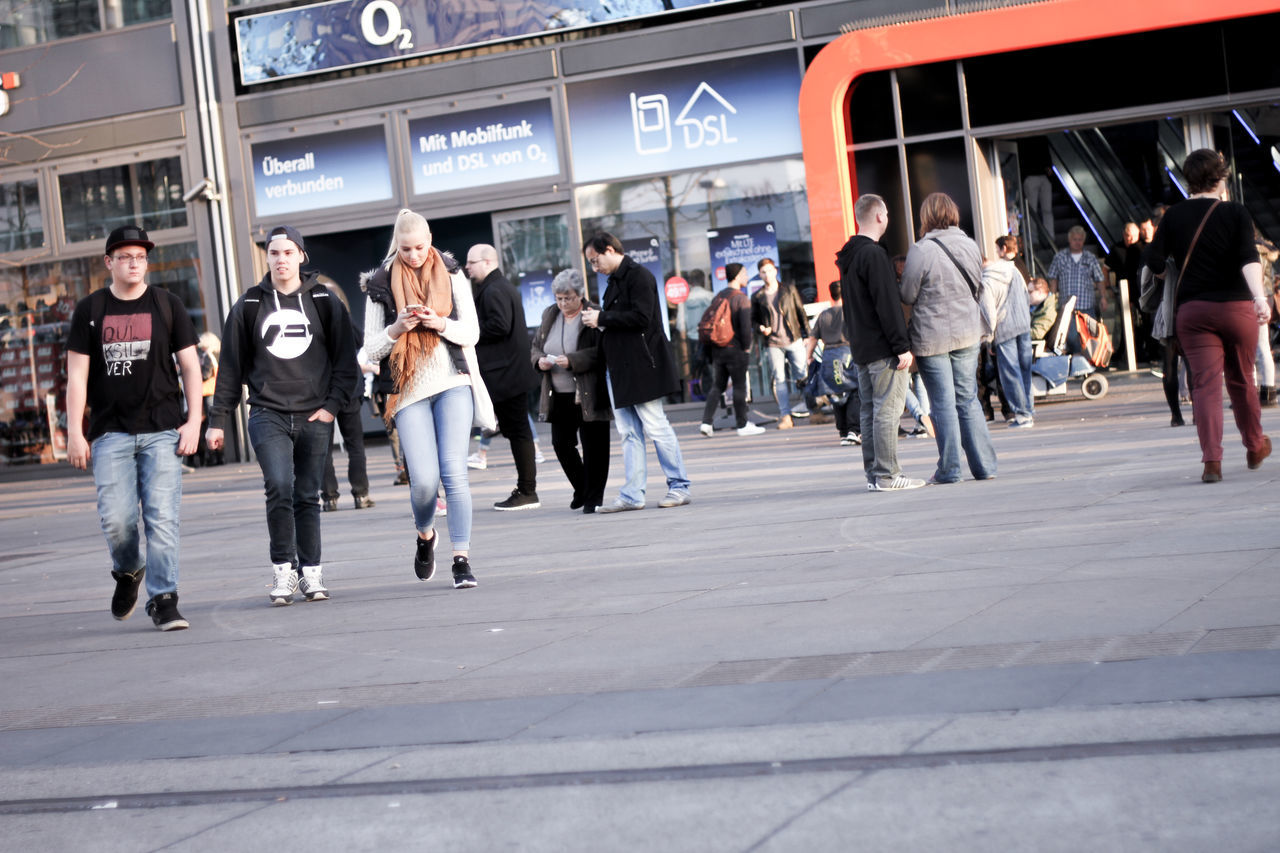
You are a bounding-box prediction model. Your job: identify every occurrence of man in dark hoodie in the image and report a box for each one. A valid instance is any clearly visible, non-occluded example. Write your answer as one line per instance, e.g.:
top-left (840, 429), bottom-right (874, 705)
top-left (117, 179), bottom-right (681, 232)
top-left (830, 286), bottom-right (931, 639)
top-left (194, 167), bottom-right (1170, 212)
top-left (206, 225), bottom-right (357, 604)
top-left (837, 194), bottom-right (925, 492)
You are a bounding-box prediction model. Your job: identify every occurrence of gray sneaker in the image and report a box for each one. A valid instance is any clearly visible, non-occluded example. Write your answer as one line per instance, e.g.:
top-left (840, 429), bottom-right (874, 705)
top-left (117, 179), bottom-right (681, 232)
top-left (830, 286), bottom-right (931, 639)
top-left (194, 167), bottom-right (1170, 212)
top-left (658, 490), bottom-right (692, 508)
top-left (868, 475), bottom-right (926, 492)
top-left (597, 497), bottom-right (645, 513)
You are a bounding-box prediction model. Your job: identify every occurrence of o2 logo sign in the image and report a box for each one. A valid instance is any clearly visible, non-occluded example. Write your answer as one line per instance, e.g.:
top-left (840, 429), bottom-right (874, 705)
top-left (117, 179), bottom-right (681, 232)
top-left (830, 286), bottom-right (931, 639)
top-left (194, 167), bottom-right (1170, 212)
top-left (629, 82), bottom-right (738, 157)
top-left (360, 0), bottom-right (413, 50)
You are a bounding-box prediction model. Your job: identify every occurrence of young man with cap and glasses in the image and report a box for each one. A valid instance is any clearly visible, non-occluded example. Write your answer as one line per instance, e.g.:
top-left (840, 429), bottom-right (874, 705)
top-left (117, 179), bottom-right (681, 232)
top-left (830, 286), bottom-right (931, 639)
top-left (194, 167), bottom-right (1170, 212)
top-left (206, 225), bottom-right (357, 605)
top-left (65, 225), bottom-right (203, 631)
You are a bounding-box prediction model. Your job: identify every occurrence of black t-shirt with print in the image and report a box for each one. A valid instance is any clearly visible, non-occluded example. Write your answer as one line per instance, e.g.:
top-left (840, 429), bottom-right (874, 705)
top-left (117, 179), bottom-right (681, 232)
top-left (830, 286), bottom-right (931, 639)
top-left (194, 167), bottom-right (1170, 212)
top-left (66, 286), bottom-right (198, 440)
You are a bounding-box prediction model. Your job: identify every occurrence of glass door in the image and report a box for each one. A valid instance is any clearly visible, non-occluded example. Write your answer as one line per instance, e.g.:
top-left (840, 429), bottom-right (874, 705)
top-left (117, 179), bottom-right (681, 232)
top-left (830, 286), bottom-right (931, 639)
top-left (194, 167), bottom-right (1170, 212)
top-left (492, 205), bottom-right (573, 327)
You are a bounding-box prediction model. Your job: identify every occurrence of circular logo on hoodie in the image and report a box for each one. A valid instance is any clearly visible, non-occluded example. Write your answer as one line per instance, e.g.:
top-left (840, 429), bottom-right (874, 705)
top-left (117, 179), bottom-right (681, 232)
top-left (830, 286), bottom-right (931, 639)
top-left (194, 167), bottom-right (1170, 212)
top-left (261, 307), bottom-right (313, 360)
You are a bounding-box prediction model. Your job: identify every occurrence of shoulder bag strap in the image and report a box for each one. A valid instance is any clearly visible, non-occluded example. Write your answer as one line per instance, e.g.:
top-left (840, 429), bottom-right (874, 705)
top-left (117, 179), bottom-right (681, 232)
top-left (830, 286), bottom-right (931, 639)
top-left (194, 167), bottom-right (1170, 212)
top-left (927, 237), bottom-right (980, 303)
top-left (1177, 199), bottom-right (1222, 300)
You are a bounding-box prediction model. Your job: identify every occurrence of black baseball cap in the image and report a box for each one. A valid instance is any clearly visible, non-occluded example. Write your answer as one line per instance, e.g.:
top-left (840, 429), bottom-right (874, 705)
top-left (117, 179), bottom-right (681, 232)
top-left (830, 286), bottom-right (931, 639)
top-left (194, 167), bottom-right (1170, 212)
top-left (105, 225), bottom-right (154, 255)
top-left (267, 225), bottom-right (306, 255)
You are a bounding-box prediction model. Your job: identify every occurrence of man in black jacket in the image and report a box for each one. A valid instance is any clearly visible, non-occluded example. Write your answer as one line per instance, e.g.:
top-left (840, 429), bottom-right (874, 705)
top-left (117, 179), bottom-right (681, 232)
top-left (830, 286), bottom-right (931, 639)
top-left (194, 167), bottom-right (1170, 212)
top-left (206, 225), bottom-right (357, 603)
top-left (465, 243), bottom-right (540, 511)
top-left (837, 195), bottom-right (924, 492)
top-left (581, 232), bottom-right (692, 511)
top-left (698, 263), bottom-right (764, 436)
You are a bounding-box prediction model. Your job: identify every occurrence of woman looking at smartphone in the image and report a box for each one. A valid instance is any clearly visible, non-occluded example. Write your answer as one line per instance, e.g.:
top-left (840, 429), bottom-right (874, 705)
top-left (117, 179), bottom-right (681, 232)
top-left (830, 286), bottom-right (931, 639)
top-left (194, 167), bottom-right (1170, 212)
top-left (362, 209), bottom-right (496, 588)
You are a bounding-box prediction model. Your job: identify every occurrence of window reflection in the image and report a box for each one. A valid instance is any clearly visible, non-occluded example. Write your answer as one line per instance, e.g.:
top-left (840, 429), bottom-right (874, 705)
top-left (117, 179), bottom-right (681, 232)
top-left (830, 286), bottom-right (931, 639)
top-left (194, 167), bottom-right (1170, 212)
top-left (0, 180), bottom-right (43, 253)
top-left (59, 157), bottom-right (187, 245)
top-left (0, 0), bottom-right (171, 48)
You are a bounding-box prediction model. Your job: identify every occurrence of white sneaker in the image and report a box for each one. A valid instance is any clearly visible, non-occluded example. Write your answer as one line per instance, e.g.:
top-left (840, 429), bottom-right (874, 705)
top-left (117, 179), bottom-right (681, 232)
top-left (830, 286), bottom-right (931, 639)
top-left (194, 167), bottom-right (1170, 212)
top-left (840, 433), bottom-right (862, 446)
top-left (534, 448), bottom-right (546, 463)
top-left (299, 565), bottom-right (329, 601)
top-left (699, 423), bottom-right (714, 437)
top-left (868, 475), bottom-right (926, 492)
top-left (466, 452), bottom-right (487, 470)
top-left (736, 423), bottom-right (765, 436)
top-left (269, 563), bottom-right (298, 606)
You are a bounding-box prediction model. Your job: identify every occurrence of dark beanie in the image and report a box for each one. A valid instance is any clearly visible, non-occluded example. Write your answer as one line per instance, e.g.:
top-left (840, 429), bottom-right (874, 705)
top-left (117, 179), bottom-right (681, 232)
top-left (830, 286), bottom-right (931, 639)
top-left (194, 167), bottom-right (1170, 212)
top-left (725, 262), bottom-right (744, 283)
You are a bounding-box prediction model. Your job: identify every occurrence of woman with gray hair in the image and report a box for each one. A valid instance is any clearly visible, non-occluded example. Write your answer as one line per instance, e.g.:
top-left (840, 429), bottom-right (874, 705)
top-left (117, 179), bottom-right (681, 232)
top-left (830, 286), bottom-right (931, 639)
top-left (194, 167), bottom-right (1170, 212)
top-left (531, 268), bottom-right (611, 513)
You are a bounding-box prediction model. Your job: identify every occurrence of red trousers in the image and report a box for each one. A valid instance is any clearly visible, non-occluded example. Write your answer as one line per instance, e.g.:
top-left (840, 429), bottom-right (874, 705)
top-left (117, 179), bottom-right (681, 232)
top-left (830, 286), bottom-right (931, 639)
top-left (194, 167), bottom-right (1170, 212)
top-left (1175, 299), bottom-right (1266, 463)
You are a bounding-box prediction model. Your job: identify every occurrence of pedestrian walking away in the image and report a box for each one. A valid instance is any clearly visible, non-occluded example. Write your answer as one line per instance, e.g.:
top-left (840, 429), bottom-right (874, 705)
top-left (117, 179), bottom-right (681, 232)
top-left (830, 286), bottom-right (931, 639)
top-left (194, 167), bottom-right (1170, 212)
top-left (466, 243), bottom-right (541, 511)
top-left (319, 279), bottom-right (375, 512)
top-left (206, 225), bottom-right (357, 605)
top-left (362, 209), bottom-right (496, 588)
top-left (65, 225), bottom-right (202, 630)
top-left (837, 194), bottom-right (924, 492)
top-left (582, 232), bottom-right (692, 511)
top-left (699, 263), bottom-right (765, 437)
top-left (1143, 149), bottom-right (1270, 483)
top-left (532, 268), bottom-right (613, 514)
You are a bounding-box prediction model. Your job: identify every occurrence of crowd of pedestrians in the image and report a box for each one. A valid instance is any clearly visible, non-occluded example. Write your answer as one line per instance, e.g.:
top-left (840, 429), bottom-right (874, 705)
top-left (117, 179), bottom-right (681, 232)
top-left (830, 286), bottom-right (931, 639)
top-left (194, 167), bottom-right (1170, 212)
top-left (67, 148), bottom-right (1274, 630)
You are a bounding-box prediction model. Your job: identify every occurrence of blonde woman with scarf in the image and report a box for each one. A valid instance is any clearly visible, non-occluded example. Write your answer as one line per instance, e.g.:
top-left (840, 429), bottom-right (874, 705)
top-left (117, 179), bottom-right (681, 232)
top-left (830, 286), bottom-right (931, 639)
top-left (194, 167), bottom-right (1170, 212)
top-left (362, 210), bottom-right (496, 589)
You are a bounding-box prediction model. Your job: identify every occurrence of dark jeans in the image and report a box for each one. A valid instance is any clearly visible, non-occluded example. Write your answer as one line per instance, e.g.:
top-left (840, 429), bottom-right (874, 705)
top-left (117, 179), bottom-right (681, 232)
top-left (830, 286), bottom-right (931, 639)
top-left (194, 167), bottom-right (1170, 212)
top-left (247, 407), bottom-right (333, 567)
top-left (492, 391), bottom-right (538, 495)
top-left (549, 391), bottom-right (611, 508)
top-left (322, 402), bottom-right (370, 500)
top-left (700, 346), bottom-right (749, 428)
top-left (832, 391), bottom-right (861, 437)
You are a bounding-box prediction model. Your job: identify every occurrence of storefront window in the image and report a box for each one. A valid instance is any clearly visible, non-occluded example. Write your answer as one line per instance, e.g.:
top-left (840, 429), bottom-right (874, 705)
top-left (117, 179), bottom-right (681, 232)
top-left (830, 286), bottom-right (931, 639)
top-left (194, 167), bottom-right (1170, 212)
top-left (0, 180), bottom-right (43, 253)
top-left (0, 0), bottom-right (171, 48)
top-left (59, 157), bottom-right (187, 245)
top-left (577, 158), bottom-right (812, 399)
top-left (0, 240), bottom-right (204, 465)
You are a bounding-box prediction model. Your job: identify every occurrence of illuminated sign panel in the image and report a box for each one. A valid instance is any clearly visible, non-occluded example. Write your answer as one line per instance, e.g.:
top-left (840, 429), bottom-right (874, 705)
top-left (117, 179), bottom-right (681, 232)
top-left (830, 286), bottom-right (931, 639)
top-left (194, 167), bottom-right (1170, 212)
top-left (250, 126), bottom-right (393, 217)
top-left (408, 101), bottom-right (560, 196)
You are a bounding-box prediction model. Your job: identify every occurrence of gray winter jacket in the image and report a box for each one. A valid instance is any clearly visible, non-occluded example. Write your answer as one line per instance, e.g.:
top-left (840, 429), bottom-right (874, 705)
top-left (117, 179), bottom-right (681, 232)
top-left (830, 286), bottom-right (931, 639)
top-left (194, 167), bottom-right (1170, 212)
top-left (981, 259), bottom-right (1032, 343)
top-left (900, 227), bottom-right (985, 357)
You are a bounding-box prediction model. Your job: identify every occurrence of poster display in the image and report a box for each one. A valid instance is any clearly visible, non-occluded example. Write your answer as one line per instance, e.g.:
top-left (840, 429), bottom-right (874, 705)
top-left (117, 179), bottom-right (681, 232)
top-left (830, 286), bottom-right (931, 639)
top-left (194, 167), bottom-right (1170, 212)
top-left (409, 100), bottom-right (559, 196)
top-left (707, 222), bottom-right (777, 295)
top-left (250, 125), bottom-right (393, 217)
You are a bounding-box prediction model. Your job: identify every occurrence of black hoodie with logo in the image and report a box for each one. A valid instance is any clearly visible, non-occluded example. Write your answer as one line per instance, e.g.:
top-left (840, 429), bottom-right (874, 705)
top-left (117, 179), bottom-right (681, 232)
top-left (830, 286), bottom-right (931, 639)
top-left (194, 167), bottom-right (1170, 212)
top-left (207, 271), bottom-right (357, 430)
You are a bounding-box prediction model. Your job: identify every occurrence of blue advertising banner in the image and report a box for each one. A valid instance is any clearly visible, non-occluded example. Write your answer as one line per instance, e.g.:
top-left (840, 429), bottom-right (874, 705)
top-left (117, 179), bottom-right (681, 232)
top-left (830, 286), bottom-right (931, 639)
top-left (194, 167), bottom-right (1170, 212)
top-left (597, 236), bottom-right (669, 339)
top-left (251, 125), bottom-right (393, 218)
top-left (235, 0), bottom-right (749, 86)
top-left (518, 270), bottom-right (556, 326)
top-left (409, 101), bottom-right (559, 196)
top-left (708, 222), bottom-right (777, 295)
top-left (565, 51), bottom-right (802, 184)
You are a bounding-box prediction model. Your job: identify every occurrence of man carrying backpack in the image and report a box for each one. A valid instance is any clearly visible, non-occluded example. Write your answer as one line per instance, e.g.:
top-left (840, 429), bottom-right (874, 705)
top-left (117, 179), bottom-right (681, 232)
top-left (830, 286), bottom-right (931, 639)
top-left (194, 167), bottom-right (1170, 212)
top-left (698, 263), bottom-right (764, 436)
top-left (205, 225), bottom-right (357, 605)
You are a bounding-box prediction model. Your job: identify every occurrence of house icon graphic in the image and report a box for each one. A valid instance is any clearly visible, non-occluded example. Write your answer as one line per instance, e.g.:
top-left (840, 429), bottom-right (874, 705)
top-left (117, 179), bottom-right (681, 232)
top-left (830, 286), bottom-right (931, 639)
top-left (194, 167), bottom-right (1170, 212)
top-left (674, 82), bottom-right (738, 150)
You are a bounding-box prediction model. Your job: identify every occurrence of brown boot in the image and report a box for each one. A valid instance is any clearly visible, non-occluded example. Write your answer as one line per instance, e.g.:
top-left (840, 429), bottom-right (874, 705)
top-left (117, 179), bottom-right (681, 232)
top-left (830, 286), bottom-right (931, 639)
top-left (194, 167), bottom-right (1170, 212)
top-left (1201, 461), bottom-right (1222, 483)
top-left (1247, 435), bottom-right (1272, 470)
top-left (777, 414), bottom-right (794, 430)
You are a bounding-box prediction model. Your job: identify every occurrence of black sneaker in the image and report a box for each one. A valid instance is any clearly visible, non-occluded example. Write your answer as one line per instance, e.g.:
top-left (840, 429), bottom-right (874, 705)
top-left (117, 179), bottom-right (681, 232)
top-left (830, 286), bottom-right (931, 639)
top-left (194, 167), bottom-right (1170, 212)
top-left (353, 494), bottom-right (376, 509)
top-left (111, 570), bottom-right (142, 621)
top-left (493, 489), bottom-right (541, 511)
top-left (414, 534), bottom-right (436, 581)
top-left (322, 497), bottom-right (339, 512)
top-left (452, 556), bottom-right (477, 589)
top-left (145, 593), bottom-right (189, 631)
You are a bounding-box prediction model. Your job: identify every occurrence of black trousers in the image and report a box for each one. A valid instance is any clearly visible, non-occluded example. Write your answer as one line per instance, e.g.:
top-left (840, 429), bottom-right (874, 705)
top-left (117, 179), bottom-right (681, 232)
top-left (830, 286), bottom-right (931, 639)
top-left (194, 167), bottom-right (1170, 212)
top-left (549, 391), bottom-right (610, 509)
top-left (700, 346), bottom-right (749, 428)
top-left (831, 390), bottom-right (861, 437)
top-left (492, 391), bottom-right (538, 495)
top-left (322, 402), bottom-right (370, 500)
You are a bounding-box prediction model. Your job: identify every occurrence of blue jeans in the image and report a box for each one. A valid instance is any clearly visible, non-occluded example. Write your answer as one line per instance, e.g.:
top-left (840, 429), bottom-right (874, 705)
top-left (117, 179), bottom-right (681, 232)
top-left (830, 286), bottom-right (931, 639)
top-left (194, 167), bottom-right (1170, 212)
top-left (607, 373), bottom-right (691, 504)
top-left (917, 344), bottom-right (998, 483)
top-left (91, 430), bottom-right (183, 600)
top-left (247, 408), bottom-right (333, 567)
top-left (856, 358), bottom-right (910, 484)
top-left (765, 341), bottom-right (809, 415)
top-left (395, 386), bottom-right (474, 550)
top-left (994, 334), bottom-right (1035, 422)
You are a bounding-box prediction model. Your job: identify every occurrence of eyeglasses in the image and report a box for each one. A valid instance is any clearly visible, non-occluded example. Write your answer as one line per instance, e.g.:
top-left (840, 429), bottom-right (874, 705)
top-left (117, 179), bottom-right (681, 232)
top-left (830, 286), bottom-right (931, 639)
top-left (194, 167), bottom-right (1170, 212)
top-left (554, 294), bottom-right (581, 303)
top-left (112, 254), bottom-right (148, 265)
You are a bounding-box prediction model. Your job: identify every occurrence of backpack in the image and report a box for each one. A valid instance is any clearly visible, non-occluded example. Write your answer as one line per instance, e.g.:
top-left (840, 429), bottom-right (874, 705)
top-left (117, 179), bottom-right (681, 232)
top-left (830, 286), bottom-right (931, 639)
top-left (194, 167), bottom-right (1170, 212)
top-left (697, 292), bottom-right (736, 347)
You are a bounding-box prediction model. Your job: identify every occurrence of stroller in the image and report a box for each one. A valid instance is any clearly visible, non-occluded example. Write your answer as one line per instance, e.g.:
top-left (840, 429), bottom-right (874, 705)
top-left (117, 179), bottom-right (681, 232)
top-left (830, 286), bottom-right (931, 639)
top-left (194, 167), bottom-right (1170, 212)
top-left (1030, 295), bottom-right (1112, 400)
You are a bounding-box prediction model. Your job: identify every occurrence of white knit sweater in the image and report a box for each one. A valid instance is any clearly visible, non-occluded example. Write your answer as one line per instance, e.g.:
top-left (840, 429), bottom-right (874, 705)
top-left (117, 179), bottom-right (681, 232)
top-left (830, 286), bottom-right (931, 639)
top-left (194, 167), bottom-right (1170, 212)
top-left (363, 271), bottom-right (480, 418)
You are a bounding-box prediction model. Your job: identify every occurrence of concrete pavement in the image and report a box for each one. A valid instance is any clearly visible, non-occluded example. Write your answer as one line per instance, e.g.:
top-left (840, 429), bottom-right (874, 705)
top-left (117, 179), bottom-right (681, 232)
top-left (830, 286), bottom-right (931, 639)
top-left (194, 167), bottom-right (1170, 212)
top-left (1, 373), bottom-right (1278, 851)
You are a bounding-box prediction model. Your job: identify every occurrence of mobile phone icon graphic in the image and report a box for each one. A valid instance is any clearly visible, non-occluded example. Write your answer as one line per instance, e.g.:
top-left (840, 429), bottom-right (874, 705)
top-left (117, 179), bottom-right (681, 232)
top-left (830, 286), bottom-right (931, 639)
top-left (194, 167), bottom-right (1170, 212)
top-left (630, 93), bottom-right (672, 155)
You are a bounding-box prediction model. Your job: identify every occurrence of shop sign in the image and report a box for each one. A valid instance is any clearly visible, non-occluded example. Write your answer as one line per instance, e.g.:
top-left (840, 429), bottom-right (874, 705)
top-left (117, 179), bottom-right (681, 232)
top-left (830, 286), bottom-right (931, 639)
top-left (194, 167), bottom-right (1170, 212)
top-left (250, 126), bottom-right (393, 218)
top-left (566, 52), bottom-right (802, 184)
top-left (518, 269), bottom-right (556, 324)
top-left (234, 0), bottom-right (749, 86)
top-left (597, 236), bottom-right (669, 339)
top-left (409, 101), bottom-right (559, 196)
top-left (708, 222), bottom-right (777, 295)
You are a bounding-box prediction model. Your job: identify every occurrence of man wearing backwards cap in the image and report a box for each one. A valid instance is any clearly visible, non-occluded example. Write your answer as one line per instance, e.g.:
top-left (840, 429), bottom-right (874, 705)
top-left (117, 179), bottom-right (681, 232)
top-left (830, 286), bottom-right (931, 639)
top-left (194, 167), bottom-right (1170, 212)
top-left (65, 225), bottom-right (203, 631)
top-left (207, 225), bottom-right (357, 605)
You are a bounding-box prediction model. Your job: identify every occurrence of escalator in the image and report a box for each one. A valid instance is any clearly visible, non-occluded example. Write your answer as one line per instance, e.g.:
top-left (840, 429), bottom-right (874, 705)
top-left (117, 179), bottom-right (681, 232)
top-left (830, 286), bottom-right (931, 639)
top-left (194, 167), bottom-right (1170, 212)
top-left (1221, 106), bottom-right (1280, 244)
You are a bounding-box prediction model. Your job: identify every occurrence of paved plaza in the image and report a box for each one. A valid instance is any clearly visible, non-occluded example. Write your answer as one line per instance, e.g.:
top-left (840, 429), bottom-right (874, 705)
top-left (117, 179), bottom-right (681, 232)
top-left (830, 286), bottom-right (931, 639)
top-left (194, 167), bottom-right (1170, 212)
top-left (1, 373), bottom-right (1278, 851)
